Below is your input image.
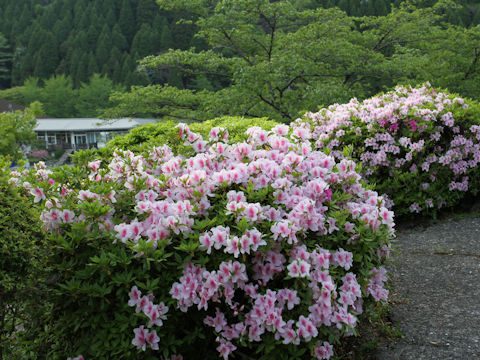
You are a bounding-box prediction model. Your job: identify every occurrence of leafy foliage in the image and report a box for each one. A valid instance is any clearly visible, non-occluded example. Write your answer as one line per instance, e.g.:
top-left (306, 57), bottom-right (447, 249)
top-left (0, 157), bottom-right (49, 359)
top-left (0, 74), bottom-right (124, 118)
top-left (107, 0), bottom-right (480, 123)
top-left (0, 103), bottom-right (41, 160)
top-left (11, 121), bottom-right (394, 359)
top-left (101, 116), bottom-right (280, 155)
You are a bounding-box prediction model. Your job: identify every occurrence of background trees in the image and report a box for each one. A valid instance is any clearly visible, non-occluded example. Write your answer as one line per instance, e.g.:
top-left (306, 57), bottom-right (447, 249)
top-left (0, 0), bottom-right (479, 120)
top-left (0, 104), bottom-right (41, 160)
top-left (106, 0), bottom-right (480, 122)
top-left (0, 33), bottom-right (12, 89)
top-left (0, 0), bottom-right (203, 88)
top-left (0, 74), bottom-right (124, 118)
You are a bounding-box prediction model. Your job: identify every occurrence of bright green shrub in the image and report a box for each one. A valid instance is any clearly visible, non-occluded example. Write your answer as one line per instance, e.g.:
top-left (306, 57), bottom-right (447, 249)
top-left (104, 116), bottom-right (279, 154)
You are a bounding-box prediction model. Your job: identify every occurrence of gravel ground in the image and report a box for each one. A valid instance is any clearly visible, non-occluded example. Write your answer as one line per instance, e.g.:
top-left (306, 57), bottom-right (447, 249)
top-left (373, 216), bottom-right (480, 360)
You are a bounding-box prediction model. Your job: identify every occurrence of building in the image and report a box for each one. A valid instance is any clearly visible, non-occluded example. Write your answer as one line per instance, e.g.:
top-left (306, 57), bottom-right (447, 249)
top-left (34, 118), bottom-right (156, 150)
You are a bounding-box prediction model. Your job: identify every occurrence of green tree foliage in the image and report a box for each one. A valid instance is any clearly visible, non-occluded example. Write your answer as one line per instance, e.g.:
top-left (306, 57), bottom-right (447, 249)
top-left (0, 73), bottom-right (124, 118)
top-left (34, 32), bottom-right (58, 79)
top-left (108, 0), bottom-right (479, 122)
top-left (75, 73), bottom-right (124, 118)
top-left (0, 0), bottom-right (203, 88)
top-left (41, 74), bottom-right (76, 117)
top-left (0, 104), bottom-right (40, 160)
top-left (119, 0), bottom-right (136, 43)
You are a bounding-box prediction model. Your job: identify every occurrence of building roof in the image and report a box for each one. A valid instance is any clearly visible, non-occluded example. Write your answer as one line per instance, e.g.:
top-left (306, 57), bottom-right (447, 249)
top-left (0, 98), bottom-right (26, 113)
top-left (34, 118), bottom-right (156, 132)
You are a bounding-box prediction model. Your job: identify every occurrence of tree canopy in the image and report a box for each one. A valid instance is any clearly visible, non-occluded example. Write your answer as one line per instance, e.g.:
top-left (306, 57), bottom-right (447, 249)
top-left (106, 0), bottom-right (480, 122)
top-left (0, 103), bottom-right (41, 160)
top-left (0, 0), bottom-right (203, 88)
top-left (0, 73), bottom-right (124, 118)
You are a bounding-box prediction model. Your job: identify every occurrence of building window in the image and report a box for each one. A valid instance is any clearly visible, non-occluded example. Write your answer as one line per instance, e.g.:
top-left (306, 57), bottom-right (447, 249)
top-left (47, 135), bottom-right (57, 145)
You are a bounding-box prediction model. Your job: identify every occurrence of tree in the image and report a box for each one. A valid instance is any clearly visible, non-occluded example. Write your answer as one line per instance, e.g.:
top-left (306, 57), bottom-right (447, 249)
top-left (34, 32), bottom-right (59, 79)
top-left (130, 23), bottom-right (156, 58)
top-left (0, 32), bottom-right (12, 89)
top-left (136, 0), bottom-right (158, 26)
top-left (111, 24), bottom-right (128, 51)
top-left (41, 74), bottom-right (76, 118)
top-left (0, 104), bottom-right (40, 160)
top-left (74, 52), bottom-right (89, 86)
top-left (158, 19), bottom-right (173, 51)
top-left (108, 0), bottom-right (463, 122)
top-left (75, 73), bottom-right (121, 117)
top-left (118, 0), bottom-right (136, 43)
top-left (23, 76), bottom-right (42, 105)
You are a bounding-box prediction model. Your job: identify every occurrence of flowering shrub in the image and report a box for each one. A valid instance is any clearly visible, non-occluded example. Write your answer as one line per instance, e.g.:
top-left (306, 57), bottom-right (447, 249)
top-left (293, 84), bottom-right (480, 217)
top-left (11, 122), bottom-right (393, 359)
top-left (28, 149), bottom-right (49, 160)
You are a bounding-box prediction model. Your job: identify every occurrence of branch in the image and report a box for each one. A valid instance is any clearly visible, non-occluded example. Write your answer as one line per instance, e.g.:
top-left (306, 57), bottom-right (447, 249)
top-left (258, 94), bottom-right (292, 120)
top-left (219, 28), bottom-right (253, 66)
top-left (372, 29), bottom-right (394, 51)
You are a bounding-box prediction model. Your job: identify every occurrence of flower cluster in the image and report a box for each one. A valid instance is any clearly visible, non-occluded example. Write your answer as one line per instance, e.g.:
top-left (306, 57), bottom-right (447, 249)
top-left (293, 83), bottom-right (480, 217)
top-left (13, 122), bottom-right (394, 359)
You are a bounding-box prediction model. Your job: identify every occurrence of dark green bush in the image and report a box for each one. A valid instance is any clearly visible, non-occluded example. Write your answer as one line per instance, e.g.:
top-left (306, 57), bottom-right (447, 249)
top-left (0, 158), bottom-right (49, 359)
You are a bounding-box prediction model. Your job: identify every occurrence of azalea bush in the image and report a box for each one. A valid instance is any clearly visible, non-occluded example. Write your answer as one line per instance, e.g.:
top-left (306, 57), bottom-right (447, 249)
top-left (293, 84), bottom-right (480, 218)
top-left (11, 123), bottom-right (394, 359)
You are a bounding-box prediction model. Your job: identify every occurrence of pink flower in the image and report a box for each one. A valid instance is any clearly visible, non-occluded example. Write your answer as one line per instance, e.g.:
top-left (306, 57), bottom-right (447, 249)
top-left (30, 187), bottom-right (46, 203)
top-left (132, 326), bottom-right (148, 351)
top-left (216, 337), bottom-right (237, 359)
top-left (61, 209), bottom-right (75, 223)
top-left (314, 341), bottom-right (334, 359)
top-left (88, 160), bottom-right (101, 171)
top-left (145, 329), bottom-right (160, 350)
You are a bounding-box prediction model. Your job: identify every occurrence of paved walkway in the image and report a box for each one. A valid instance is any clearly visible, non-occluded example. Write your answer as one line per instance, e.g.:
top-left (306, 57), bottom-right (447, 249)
top-left (374, 216), bottom-right (480, 359)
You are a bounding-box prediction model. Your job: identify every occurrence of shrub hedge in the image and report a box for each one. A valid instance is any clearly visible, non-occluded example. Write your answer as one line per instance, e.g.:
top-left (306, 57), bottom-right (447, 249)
top-left (12, 122), bottom-right (393, 359)
top-left (293, 84), bottom-right (480, 218)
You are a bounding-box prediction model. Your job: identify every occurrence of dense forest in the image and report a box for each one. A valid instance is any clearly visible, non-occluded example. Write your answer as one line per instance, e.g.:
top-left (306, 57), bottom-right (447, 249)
top-left (0, 0), bottom-right (479, 119)
top-left (0, 0), bottom-right (208, 89)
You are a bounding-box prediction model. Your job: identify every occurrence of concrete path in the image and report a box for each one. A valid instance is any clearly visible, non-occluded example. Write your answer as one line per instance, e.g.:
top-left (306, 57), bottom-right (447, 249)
top-left (374, 216), bottom-right (480, 360)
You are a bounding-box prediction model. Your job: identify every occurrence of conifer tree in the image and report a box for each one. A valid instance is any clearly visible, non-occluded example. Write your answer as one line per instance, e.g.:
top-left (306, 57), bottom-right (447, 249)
top-left (111, 24), bottom-right (128, 51)
top-left (136, 0), bottom-right (158, 27)
top-left (74, 53), bottom-right (89, 86)
top-left (159, 20), bottom-right (173, 51)
top-left (0, 33), bottom-right (12, 89)
top-left (131, 24), bottom-right (156, 58)
top-left (34, 32), bottom-right (58, 80)
top-left (87, 52), bottom-right (98, 75)
top-left (119, 0), bottom-right (136, 43)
